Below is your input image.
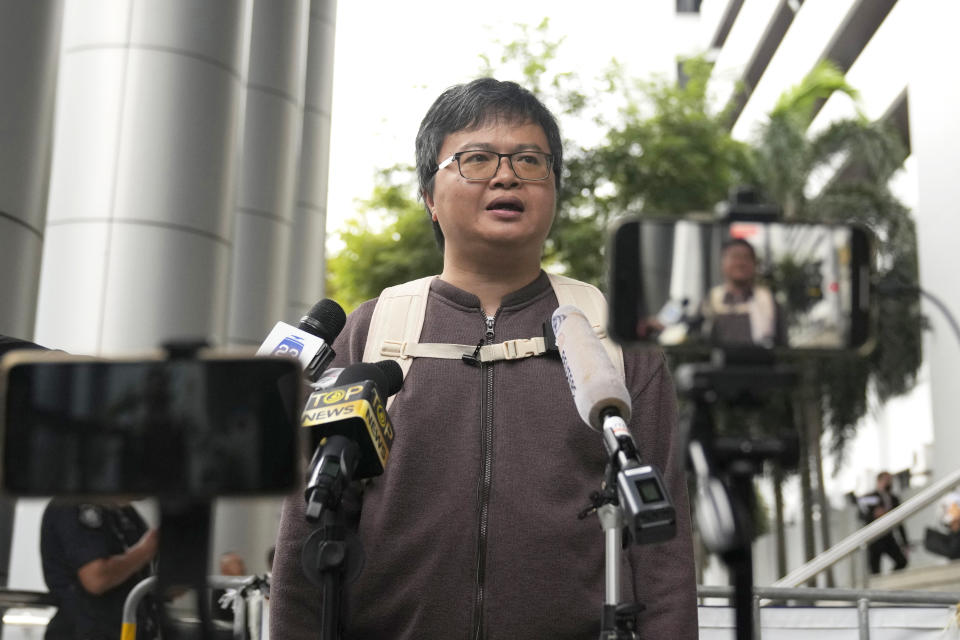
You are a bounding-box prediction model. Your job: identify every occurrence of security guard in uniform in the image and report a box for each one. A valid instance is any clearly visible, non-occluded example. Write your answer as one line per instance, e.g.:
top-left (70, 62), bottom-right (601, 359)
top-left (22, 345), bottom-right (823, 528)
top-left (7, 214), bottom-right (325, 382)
top-left (40, 499), bottom-right (161, 639)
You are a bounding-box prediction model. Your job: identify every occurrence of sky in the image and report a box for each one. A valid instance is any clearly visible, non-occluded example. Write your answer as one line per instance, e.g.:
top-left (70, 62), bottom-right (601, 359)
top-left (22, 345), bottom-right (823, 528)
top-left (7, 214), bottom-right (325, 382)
top-left (323, 1), bottom-right (698, 248)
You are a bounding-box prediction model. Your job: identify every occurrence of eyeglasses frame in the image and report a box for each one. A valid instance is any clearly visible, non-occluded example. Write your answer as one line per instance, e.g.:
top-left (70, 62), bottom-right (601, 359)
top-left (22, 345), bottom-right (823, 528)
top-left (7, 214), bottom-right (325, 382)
top-left (434, 149), bottom-right (554, 182)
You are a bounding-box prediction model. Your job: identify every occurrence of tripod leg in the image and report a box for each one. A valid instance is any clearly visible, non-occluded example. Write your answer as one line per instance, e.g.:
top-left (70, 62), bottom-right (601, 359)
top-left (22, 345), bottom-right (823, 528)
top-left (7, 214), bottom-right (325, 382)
top-left (728, 474), bottom-right (756, 640)
top-left (732, 549), bottom-right (753, 640)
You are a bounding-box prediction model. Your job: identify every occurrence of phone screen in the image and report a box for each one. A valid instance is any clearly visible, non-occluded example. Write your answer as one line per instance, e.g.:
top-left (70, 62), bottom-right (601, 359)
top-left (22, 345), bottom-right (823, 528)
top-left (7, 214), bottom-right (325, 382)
top-left (609, 218), bottom-right (872, 353)
top-left (1, 356), bottom-right (301, 497)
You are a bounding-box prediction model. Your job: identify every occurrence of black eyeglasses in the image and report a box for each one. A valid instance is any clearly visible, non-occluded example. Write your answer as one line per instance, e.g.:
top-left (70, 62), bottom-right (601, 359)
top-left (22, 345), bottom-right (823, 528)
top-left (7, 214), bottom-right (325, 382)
top-left (435, 150), bottom-right (553, 181)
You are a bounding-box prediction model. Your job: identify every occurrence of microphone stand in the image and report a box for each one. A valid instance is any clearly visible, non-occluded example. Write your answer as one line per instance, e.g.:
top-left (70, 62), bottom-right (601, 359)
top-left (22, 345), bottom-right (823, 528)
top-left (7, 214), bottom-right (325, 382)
top-left (580, 450), bottom-right (645, 639)
top-left (301, 508), bottom-right (351, 640)
top-left (300, 436), bottom-right (364, 640)
top-left (581, 405), bottom-right (676, 639)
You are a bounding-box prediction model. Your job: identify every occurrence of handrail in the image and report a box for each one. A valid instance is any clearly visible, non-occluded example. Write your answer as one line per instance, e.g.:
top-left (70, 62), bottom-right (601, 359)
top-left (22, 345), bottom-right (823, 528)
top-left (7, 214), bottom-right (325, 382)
top-left (772, 467), bottom-right (960, 588)
top-left (700, 584), bottom-right (960, 639)
top-left (120, 576), bottom-right (157, 640)
top-left (0, 589), bottom-right (56, 607)
top-left (700, 584), bottom-right (960, 606)
top-left (120, 574), bottom-right (268, 640)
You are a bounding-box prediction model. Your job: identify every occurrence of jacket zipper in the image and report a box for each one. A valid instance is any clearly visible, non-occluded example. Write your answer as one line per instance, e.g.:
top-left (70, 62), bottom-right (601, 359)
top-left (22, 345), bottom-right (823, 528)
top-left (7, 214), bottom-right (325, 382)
top-left (472, 311), bottom-right (497, 640)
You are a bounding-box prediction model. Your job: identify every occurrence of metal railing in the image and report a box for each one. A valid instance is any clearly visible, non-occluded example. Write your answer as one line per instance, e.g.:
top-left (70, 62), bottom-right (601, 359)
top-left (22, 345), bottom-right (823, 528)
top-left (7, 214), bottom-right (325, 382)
top-left (121, 574), bottom-right (269, 640)
top-left (772, 467), bottom-right (960, 588)
top-left (699, 584), bottom-right (960, 640)
top-left (0, 589), bottom-right (56, 608)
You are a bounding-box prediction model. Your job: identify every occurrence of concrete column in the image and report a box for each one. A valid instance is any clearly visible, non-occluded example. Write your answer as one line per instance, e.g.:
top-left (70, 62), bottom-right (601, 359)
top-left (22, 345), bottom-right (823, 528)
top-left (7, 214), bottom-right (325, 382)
top-left (0, 0), bottom-right (63, 339)
top-left (226, 0), bottom-right (311, 347)
top-left (287, 0), bottom-right (337, 320)
top-left (214, 0), bottom-right (311, 579)
top-left (0, 0), bottom-right (64, 591)
top-left (34, 0), bottom-right (252, 354)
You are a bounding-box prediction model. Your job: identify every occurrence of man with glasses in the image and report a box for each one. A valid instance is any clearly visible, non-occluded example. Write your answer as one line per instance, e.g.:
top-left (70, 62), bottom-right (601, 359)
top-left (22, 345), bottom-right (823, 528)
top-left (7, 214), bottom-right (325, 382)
top-left (271, 78), bottom-right (697, 639)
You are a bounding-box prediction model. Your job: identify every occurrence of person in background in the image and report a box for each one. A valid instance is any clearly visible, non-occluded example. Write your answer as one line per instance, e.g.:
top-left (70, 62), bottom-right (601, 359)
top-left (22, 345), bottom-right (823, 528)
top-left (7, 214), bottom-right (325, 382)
top-left (219, 551), bottom-right (246, 578)
top-left (923, 488), bottom-right (960, 560)
top-left (857, 471), bottom-right (909, 574)
top-left (40, 499), bottom-right (160, 639)
top-left (211, 551), bottom-right (247, 622)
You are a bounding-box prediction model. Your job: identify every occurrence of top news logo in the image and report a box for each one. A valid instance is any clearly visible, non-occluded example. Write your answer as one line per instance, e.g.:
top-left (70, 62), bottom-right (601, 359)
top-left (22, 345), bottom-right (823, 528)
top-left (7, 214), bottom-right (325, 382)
top-left (273, 335), bottom-right (305, 358)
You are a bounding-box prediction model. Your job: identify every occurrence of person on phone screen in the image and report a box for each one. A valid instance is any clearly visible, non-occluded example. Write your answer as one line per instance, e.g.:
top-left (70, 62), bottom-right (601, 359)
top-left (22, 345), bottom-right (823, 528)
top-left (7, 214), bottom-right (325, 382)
top-left (703, 238), bottom-right (788, 348)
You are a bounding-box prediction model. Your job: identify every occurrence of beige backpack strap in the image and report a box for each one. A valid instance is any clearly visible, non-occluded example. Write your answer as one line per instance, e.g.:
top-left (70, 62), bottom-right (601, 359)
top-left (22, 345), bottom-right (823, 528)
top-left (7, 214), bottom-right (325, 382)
top-left (364, 274), bottom-right (624, 400)
top-left (364, 275), bottom-right (551, 369)
top-left (547, 273), bottom-right (625, 379)
top-left (363, 275), bottom-right (437, 380)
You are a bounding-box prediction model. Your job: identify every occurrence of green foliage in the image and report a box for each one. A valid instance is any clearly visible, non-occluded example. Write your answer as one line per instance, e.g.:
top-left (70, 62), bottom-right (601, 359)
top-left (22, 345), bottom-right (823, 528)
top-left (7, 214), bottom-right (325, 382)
top-left (589, 57), bottom-right (754, 214)
top-left (554, 57), bottom-right (754, 286)
top-left (769, 255), bottom-right (824, 316)
top-left (480, 23), bottom-right (754, 287)
top-left (477, 18), bottom-right (589, 118)
top-left (326, 167), bottom-right (442, 313)
top-left (771, 61), bottom-right (859, 125)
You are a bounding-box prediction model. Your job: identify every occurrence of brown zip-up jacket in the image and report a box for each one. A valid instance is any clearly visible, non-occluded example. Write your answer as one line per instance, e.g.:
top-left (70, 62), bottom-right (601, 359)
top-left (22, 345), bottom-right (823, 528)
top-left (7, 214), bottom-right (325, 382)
top-left (271, 273), bottom-right (698, 639)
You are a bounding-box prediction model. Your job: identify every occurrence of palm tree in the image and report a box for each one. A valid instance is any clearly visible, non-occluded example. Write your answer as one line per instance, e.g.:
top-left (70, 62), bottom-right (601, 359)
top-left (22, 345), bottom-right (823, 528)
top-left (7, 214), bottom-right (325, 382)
top-left (749, 61), bottom-right (922, 583)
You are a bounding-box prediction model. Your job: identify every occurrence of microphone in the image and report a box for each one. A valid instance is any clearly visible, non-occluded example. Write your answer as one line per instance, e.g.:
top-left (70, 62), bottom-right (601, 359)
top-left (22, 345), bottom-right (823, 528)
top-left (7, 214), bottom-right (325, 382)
top-left (256, 299), bottom-right (346, 382)
top-left (301, 361), bottom-right (403, 522)
top-left (551, 305), bottom-right (634, 458)
top-left (551, 304), bottom-right (676, 544)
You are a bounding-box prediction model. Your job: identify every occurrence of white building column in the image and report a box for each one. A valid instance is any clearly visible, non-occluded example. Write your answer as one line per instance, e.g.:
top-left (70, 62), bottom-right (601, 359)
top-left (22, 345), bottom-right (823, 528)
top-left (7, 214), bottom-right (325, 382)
top-left (910, 0), bottom-right (960, 487)
top-left (287, 0), bottom-right (338, 319)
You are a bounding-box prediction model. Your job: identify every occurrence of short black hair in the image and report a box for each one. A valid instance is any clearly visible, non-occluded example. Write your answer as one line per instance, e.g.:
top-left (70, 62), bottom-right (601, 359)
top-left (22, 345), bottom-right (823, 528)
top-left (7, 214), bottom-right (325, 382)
top-left (721, 237), bottom-right (757, 261)
top-left (415, 78), bottom-right (563, 251)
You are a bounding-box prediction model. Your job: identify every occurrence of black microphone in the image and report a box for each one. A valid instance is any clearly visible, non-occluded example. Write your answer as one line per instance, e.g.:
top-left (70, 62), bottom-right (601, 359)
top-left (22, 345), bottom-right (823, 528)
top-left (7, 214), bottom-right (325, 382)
top-left (552, 304), bottom-right (676, 544)
top-left (301, 361), bottom-right (403, 522)
top-left (256, 299), bottom-right (346, 382)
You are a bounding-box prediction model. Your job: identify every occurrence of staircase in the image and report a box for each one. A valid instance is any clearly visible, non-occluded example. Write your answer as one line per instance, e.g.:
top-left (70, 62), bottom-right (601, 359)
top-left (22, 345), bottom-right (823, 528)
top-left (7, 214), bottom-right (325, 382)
top-left (870, 557), bottom-right (960, 592)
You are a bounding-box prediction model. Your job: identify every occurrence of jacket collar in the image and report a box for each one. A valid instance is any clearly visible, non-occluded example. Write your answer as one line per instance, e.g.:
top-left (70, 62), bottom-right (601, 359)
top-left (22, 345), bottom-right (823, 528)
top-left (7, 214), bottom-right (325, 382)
top-left (429, 270), bottom-right (552, 311)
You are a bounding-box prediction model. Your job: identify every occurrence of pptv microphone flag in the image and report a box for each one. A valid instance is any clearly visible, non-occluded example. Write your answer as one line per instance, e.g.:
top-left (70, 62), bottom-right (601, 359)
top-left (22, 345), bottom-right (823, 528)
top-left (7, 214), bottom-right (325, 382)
top-left (256, 299), bottom-right (346, 381)
top-left (257, 322), bottom-right (327, 369)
